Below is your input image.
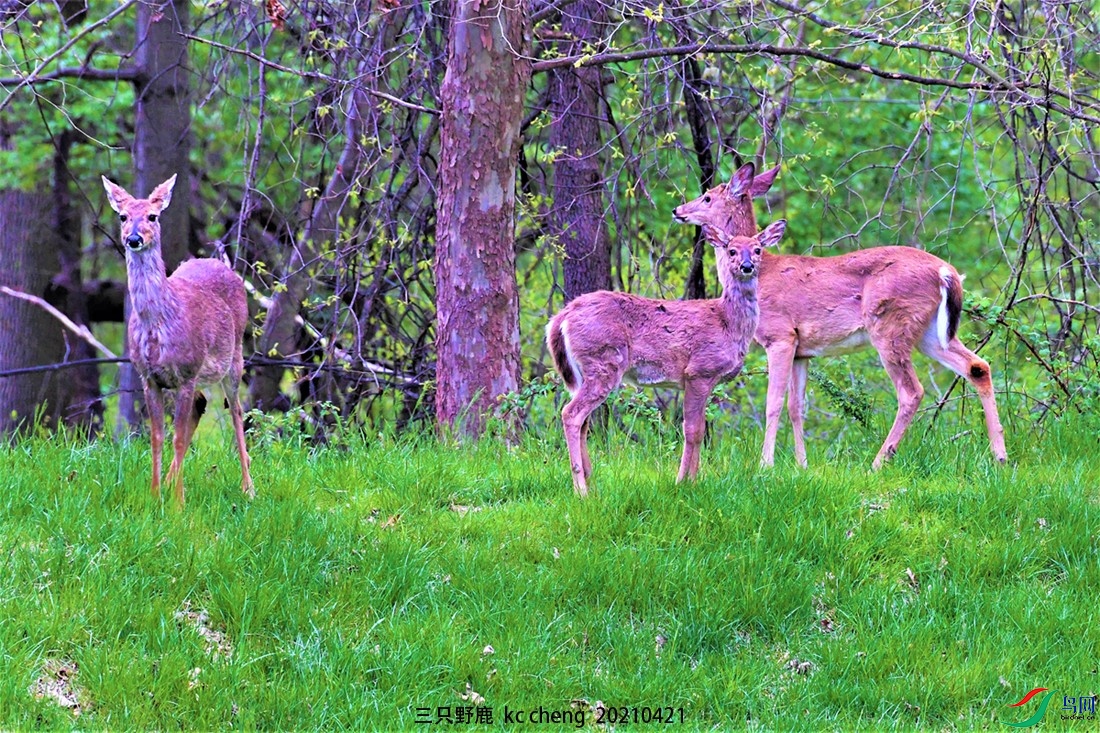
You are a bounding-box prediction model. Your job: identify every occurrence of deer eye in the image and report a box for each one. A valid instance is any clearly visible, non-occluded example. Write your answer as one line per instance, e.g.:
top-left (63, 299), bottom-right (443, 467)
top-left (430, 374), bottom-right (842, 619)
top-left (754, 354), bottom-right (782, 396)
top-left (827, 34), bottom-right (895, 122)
top-left (703, 195), bottom-right (711, 203)
top-left (754, 247), bottom-right (762, 255)
top-left (119, 214), bottom-right (128, 222)
top-left (148, 214), bottom-right (158, 223)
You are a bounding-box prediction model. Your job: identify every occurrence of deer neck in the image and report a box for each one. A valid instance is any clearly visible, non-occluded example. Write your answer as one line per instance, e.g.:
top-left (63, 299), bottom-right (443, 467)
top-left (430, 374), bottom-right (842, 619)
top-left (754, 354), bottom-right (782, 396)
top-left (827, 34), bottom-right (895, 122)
top-left (717, 262), bottom-right (759, 330)
top-left (719, 274), bottom-right (758, 310)
top-left (722, 209), bottom-right (758, 238)
top-left (126, 245), bottom-right (181, 326)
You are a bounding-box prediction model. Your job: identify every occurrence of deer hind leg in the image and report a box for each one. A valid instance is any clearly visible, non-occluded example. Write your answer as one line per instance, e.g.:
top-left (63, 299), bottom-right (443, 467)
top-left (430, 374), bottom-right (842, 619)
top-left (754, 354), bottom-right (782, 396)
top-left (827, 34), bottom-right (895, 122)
top-left (787, 358), bottom-right (810, 467)
top-left (919, 337), bottom-right (1007, 463)
top-left (678, 376), bottom-right (719, 483)
top-left (224, 369), bottom-right (255, 499)
top-left (872, 350), bottom-right (924, 470)
top-left (144, 383), bottom-right (166, 500)
top-left (761, 343), bottom-right (796, 467)
top-left (560, 365), bottom-right (620, 497)
top-left (165, 382), bottom-right (201, 507)
top-left (579, 417), bottom-right (592, 479)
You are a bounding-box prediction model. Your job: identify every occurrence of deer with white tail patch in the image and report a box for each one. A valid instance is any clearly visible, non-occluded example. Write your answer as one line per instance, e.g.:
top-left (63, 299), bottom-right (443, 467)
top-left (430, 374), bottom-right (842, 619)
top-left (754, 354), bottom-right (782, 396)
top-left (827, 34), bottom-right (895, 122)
top-left (674, 162), bottom-right (1007, 469)
top-left (103, 174), bottom-right (255, 506)
top-left (546, 216), bottom-right (787, 496)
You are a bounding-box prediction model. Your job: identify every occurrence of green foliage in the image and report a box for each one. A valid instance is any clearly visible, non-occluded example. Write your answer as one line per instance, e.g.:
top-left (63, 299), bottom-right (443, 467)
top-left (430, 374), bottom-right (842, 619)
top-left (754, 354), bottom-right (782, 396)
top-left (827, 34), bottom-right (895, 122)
top-left (809, 364), bottom-right (876, 431)
top-left (0, 413), bottom-right (1097, 728)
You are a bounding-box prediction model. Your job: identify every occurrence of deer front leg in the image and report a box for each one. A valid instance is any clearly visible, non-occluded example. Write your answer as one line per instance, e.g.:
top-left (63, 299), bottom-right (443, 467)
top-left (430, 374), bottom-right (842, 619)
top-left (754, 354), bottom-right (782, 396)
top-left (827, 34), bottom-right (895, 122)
top-left (678, 377), bottom-right (718, 482)
top-left (224, 375), bottom-right (255, 498)
top-left (761, 343), bottom-right (796, 467)
top-left (165, 382), bottom-right (201, 507)
top-left (144, 383), bottom-right (166, 500)
top-left (787, 358), bottom-right (810, 468)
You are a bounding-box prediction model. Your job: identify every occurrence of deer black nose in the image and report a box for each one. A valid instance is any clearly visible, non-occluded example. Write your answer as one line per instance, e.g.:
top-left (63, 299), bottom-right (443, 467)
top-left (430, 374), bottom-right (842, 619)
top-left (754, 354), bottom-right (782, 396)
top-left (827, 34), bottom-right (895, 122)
top-left (740, 263), bottom-right (755, 274)
top-left (125, 234), bottom-right (144, 249)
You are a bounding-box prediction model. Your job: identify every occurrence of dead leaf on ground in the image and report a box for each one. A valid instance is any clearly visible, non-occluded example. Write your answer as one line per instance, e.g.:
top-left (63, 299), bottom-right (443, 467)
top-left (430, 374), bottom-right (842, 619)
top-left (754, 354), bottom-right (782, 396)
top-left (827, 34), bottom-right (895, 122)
top-left (904, 567), bottom-right (920, 592)
top-left (450, 504), bottom-right (482, 517)
top-left (460, 682), bottom-right (485, 706)
top-left (175, 601), bottom-right (235, 659)
top-left (381, 513), bottom-right (401, 529)
top-left (655, 634), bottom-right (667, 655)
top-left (31, 658), bottom-right (86, 716)
top-left (787, 658), bottom-right (815, 675)
top-left (482, 644), bottom-right (495, 657)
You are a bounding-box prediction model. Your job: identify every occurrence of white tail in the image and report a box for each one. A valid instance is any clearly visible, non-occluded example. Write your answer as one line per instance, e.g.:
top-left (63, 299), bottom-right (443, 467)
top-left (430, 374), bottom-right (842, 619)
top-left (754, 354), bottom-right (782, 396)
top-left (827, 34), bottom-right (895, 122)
top-left (546, 219), bottom-right (788, 496)
top-left (674, 163), bottom-right (1007, 469)
top-left (102, 174), bottom-right (255, 506)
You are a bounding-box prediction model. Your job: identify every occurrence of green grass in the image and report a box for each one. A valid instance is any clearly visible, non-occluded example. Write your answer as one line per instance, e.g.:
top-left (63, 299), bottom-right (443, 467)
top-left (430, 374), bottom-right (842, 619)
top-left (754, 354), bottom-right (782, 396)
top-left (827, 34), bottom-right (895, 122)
top-left (0, 407), bottom-right (1097, 730)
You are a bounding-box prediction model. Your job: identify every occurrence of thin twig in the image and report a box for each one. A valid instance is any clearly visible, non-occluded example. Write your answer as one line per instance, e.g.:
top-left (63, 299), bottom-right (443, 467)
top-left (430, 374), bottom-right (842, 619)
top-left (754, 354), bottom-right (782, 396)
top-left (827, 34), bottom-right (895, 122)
top-left (530, 42), bottom-right (1100, 125)
top-left (179, 33), bottom-right (440, 116)
top-left (0, 0), bottom-right (138, 114)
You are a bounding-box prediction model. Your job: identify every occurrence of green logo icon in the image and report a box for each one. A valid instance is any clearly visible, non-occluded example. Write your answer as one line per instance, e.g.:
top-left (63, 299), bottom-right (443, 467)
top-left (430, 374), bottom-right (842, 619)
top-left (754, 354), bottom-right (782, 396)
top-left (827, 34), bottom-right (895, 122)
top-left (1004, 688), bottom-right (1058, 728)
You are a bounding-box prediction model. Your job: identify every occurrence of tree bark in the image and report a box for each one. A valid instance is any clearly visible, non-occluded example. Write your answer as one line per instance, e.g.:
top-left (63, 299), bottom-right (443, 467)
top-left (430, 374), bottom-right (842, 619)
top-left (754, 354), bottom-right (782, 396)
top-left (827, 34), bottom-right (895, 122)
top-left (681, 55), bottom-right (716, 300)
top-left (548, 0), bottom-right (611, 303)
top-left (435, 0), bottom-right (530, 437)
top-left (0, 192), bottom-right (73, 435)
top-left (51, 129), bottom-right (103, 430)
top-left (118, 0), bottom-right (192, 431)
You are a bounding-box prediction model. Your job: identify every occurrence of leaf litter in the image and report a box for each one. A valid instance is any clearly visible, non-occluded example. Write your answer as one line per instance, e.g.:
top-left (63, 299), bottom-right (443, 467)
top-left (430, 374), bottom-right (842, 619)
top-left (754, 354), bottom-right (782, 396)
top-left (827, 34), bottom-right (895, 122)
top-left (175, 600), bottom-right (235, 660)
top-left (31, 658), bottom-right (87, 716)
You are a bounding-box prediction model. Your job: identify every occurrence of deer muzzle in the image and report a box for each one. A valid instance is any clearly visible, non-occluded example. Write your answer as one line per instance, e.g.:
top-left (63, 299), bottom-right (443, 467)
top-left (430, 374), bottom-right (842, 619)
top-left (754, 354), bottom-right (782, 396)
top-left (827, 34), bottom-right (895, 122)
top-left (125, 234), bottom-right (146, 250)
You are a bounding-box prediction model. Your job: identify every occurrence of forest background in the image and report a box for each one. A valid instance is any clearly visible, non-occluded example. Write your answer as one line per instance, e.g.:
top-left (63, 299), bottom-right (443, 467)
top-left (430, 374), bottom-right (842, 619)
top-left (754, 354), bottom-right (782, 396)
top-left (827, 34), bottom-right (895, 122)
top-left (0, 0), bottom-right (1096, 445)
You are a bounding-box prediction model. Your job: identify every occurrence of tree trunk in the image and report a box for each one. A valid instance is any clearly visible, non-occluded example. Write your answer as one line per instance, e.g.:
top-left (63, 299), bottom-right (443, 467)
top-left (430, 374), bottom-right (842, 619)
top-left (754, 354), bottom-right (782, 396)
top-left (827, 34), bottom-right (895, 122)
top-left (681, 55), bottom-right (716, 300)
top-left (434, 0), bottom-right (529, 437)
top-left (0, 192), bottom-right (72, 435)
top-left (548, 0), bottom-right (611, 303)
top-left (119, 0), bottom-right (192, 431)
top-left (52, 129), bottom-right (103, 431)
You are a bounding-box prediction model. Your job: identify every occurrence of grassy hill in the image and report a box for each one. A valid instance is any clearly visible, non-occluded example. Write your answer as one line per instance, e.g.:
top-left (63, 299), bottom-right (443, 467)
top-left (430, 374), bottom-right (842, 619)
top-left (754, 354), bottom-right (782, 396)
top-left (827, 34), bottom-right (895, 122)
top-left (0, 407), bottom-right (1096, 729)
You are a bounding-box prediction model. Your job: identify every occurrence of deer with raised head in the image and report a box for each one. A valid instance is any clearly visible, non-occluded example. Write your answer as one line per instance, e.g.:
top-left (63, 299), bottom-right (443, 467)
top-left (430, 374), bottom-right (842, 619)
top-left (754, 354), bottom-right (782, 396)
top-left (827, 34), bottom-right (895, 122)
top-left (674, 163), bottom-right (1007, 469)
top-left (102, 174), bottom-right (255, 506)
top-left (546, 217), bottom-right (788, 496)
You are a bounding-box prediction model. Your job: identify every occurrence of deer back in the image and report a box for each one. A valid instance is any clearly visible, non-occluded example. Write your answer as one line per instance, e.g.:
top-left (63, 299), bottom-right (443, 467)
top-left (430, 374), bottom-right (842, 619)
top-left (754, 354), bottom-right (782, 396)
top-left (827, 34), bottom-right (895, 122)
top-left (756, 246), bottom-right (960, 357)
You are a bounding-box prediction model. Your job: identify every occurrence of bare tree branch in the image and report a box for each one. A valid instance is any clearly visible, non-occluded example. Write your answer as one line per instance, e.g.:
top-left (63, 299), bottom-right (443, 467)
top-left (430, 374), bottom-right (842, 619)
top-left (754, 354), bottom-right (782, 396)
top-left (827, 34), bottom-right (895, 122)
top-left (0, 286), bottom-right (117, 358)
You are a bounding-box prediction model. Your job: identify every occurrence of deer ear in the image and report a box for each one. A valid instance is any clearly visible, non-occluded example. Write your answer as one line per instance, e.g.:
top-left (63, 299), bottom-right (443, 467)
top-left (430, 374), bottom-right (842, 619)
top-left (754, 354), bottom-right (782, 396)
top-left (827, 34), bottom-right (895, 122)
top-left (751, 164), bottom-right (780, 197)
top-left (725, 162), bottom-right (756, 199)
top-left (101, 176), bottom-right (130, 214)
top-left (149, 174), bottom-right (177, 213)
top-left (758, 219), bottom-right (787, 248)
